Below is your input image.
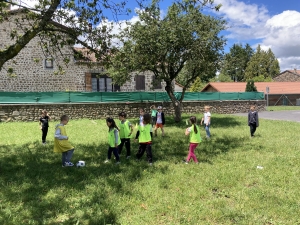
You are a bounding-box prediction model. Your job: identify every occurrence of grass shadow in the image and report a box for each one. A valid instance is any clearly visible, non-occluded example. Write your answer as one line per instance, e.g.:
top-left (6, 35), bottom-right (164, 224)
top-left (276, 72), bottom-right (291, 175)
top-left (0, 140), bottom-right (174, 224)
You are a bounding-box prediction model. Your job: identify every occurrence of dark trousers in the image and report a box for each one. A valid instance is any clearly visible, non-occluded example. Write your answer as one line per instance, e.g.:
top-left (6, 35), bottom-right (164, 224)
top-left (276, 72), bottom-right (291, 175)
top-left (42, 126), bottom-right (48, 143)
top-left (151, 117), bottom-right (156, 127)
top-left (249, 123), bottom-right (257, 136)
top-left (118, 138), bottom-right (131, 157)
top-left (108, 147), bottom-right (120, 162)
top-left (136, 143), bottom-right (152, 163)
top-left (62, 149), bottom-right (74, 165)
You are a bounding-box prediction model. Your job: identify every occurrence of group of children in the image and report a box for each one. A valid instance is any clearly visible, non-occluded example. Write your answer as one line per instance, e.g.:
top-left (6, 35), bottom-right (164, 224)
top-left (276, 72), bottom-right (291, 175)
top-left (39, 104), bottom-right (259, 167)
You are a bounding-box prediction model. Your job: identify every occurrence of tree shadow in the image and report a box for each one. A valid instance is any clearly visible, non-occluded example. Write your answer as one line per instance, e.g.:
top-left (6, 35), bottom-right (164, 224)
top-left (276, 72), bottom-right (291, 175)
top-left (0, 140), bottom-right (172, 225)
top-left (154, 133), bottom-right (248, 165)
top-left (165, 114), bottom-right (242, 129)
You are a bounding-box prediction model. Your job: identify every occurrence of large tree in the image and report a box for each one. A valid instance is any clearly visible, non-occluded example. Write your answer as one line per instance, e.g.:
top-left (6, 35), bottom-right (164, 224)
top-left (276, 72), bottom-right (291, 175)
top-left (220, 43), bottom-right (254, 82)
top-left (0, 0), bottom-right (145, 72)
top-left (244, 45), bottom-right (280, 80)
top-left (106, 0), bottom-right (226, 122)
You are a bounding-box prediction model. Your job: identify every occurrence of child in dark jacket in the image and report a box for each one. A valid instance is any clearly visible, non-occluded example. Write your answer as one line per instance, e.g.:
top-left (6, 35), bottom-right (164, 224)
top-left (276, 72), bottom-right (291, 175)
top-left (248, 105), bottom-right (259, 137)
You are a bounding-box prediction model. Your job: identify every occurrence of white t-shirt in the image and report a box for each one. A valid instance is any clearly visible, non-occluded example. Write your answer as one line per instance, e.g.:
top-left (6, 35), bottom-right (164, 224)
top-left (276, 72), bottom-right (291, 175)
top-left (204, 112), bottom-right (211, 125)
top-left (156, 112), bottom-right (162, 123)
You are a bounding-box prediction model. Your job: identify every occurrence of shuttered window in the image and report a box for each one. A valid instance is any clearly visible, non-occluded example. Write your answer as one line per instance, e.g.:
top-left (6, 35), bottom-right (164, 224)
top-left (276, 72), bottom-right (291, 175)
top-left (135, 75), bottom-right (145, 90)
top-left (152, 75), bottom-right (162, 89)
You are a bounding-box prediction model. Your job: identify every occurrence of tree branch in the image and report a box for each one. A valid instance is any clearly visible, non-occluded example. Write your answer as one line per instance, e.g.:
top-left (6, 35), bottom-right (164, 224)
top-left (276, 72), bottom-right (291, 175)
top-left (0, 0), bottom-right (61, 68)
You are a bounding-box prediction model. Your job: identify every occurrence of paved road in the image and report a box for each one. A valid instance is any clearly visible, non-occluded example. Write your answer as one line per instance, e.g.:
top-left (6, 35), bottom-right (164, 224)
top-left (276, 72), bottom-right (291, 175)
top-left (233, 110), bottom-right (300, 123)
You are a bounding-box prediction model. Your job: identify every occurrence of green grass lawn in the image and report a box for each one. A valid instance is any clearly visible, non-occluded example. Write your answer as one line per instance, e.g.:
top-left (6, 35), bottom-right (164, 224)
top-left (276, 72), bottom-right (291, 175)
top-left (267, 106), bottom-right (300, 111)
top-left (1, 114), bottom-right (300, 225)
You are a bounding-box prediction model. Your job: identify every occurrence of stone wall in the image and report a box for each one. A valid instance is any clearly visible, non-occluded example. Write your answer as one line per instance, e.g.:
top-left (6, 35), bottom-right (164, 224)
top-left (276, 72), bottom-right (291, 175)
top-left (0, 100), bottom-right (265, 122)
top-left (0, 12), bottom-right (166, 92)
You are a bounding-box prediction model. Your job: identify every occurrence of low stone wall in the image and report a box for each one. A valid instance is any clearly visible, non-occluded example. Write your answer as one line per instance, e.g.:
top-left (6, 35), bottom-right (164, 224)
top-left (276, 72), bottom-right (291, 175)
top-left (0, 100), bottom-right (265, 122)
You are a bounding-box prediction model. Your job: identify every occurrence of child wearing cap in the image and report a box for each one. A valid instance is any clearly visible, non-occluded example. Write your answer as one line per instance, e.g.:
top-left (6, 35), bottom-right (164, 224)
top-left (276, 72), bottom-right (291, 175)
top-left (154, 106), bottom-right (165, 137)
top-left (118, 112), bottom-right (134, 159)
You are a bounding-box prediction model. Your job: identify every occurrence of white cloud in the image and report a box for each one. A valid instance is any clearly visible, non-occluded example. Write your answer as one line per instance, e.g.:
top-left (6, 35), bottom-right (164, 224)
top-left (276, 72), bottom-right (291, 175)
top-left (213, 0), bottom-right (300, 71)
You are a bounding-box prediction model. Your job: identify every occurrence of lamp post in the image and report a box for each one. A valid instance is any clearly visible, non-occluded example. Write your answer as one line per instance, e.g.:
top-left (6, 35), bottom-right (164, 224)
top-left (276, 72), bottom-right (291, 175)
top-left (266, 86), bottom-right (269, 110)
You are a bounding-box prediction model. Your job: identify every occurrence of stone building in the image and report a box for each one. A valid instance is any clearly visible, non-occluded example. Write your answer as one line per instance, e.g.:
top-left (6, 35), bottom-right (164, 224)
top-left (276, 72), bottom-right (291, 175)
top-left (0, 9), bottom-right (173, 93)
top-left (273, 69), bottom-right (300, 82)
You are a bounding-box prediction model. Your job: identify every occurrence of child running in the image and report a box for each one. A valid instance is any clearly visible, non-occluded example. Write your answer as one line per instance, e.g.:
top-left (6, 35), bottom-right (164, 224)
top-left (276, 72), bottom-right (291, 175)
top-left (183, 116), bottom-right (201, 164)
top-left (39, 110), bottom-right (51, 145)
top-left (154, 106), bottom-right (165, 137)
top-left (54, 115), bottom-right (75, 167)
top-left (105, 117), bottom-right (121, 164)
top-left (150, 105), bottom-right (157, 128)
top-left (118, 112), bottom-right (134, 159)
top-left (135, 113), bottom-right (153, 165)
top-left (138, 108), bottom-right (145, 126)
top-left (201, 106), bottom-right (211, 139)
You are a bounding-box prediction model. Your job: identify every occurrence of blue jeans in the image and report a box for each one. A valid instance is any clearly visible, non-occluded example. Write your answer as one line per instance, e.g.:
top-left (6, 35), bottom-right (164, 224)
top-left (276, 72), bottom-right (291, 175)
top-left (204, 124), bottom-right (211, 137)
top-left (108, 147), bottom-right (120, 162)
top-left (62, 149), bottom-right (74, 165)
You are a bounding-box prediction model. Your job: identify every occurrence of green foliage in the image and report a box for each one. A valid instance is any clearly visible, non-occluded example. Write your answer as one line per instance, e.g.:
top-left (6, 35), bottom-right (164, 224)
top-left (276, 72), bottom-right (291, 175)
top-left (210, 72), bottom-right (233, 82)
top-left (244, 45), bottom-right (280, 80)
top-left (106, 0), bottom-right (226, 121)
top-left (251, 75), bottom-right (273, 82)
top-left (1, 116), bottom-right (300, 224)
top-left (245, 80), bottom-right (257, 92)
top-left (220, 43), bottom-right (254, 82)
top-left (189, 77), bottom-right (206, 92)
top-left (0, 0), bottom-right (144, 70)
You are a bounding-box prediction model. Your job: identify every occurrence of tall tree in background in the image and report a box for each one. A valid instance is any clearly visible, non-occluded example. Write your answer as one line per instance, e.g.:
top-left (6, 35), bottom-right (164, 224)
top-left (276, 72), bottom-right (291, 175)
top-left (0, 0), bottom-right (146, 72)
top-left (245, 80), bottom-right (257, 92)
top-left (106, 0), bottom-right (226, 122)
top-left (220, 43), bottom-right (253, 81)
top-left (244, 45), bottom-right (280, 80)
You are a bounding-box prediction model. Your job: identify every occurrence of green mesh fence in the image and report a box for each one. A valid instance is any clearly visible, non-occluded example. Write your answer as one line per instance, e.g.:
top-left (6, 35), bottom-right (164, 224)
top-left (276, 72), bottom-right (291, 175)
top-left (0, 92), bottom-right (264, 104)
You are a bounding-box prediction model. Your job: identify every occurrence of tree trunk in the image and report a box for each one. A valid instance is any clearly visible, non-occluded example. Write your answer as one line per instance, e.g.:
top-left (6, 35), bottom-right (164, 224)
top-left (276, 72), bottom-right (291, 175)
top-left (165, 80), bottom-right (182, 122)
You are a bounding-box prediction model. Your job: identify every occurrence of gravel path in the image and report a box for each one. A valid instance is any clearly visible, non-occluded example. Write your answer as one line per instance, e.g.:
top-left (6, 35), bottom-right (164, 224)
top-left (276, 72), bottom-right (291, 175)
top-left (233, 110), bottom-right (300, 122)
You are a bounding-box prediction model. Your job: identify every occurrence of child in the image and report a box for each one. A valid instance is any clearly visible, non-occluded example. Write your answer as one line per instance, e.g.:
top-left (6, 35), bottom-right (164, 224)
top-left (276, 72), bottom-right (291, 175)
top-left (135, 113), bottom-right (153, 165)
top-left (201, 106), bottom-right (211, 138)
top-left (150, 105), bottom-right (157, 127)
top-left (105, 117), bottom-right (121, 164)
top-left (154, 106), bottom-right (165, 137)
top-left (54, 115), bottom-right (75, 167)
top-left (118, 112), bottom-right (134, 159)
top-left (184, 116), bottom-right (201, 164)
top-left (248, 105), bottom-right (259, 137)
top-left (39, 110), bottom-right (51, 144)
top-left (138, 108), bottom-right (145, 126)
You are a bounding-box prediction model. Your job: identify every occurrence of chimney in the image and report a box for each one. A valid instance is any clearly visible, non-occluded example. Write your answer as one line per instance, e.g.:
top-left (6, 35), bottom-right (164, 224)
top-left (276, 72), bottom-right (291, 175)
top-left (294, 68), bottom-right (298, 74)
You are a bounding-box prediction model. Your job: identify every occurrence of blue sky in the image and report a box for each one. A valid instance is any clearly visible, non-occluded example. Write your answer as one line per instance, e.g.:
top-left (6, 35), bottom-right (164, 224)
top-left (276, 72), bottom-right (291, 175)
top-left (118, 0), bottom-right (300, 71)
top-left (18, 0), bottom-right (300, 71)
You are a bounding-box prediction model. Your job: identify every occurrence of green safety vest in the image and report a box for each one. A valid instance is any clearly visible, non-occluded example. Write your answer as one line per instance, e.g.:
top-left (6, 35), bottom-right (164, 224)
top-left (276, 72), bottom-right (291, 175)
top-left (138, 124), bottom-right (152, 143)
top-left (189, 125), bottom-right (202, 143)
top-left (119, 120), bottom-right (131, 138)
top-left (108, 128), bottom-right (121, 147)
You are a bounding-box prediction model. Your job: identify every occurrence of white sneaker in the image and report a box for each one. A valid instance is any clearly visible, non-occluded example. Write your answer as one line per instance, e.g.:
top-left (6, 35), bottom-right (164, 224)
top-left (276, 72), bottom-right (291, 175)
top-left (126, 156), bottom-right (131, 159)
top-left (149, 163), bottom-right (153, 166)
top-left (116, 161), bottom-right (121, 165)
top-left (104, 159), bottom-right (110, 163)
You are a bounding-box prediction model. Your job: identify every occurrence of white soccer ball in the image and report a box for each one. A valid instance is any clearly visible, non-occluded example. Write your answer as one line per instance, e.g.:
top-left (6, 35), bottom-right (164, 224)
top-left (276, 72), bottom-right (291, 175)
top-left (76, 160), bottom-right (85, 167)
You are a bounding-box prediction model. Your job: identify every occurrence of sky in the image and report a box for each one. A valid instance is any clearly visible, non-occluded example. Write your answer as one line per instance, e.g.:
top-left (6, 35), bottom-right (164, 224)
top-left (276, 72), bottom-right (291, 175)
top-left (119, 0), bottom-right (300, 71)
top-left (14, 0), bottom-right (300, 71)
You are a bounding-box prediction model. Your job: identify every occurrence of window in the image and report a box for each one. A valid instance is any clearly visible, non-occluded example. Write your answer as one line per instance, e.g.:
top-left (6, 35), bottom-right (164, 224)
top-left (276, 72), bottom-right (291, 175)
top-left (135, 75), bottom-right (145, 90)
top-left (44, 58), bottom-right (54, 69)
top-left (152, 75), bottom-right (162, 89)
top-left (91, 74), bottom-right (120, 92)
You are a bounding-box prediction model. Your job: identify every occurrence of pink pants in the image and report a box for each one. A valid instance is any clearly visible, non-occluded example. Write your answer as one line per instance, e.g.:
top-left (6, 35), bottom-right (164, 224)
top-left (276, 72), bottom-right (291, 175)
top-left (187, 143), bottom-right (198, 163)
